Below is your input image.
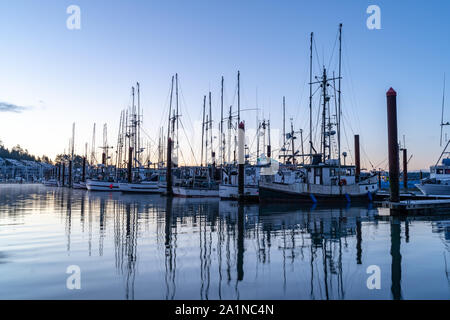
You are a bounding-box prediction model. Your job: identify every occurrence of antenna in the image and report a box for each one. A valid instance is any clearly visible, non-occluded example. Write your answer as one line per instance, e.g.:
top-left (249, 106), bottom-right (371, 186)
top-left (440, 73), bottom-right (448, 147)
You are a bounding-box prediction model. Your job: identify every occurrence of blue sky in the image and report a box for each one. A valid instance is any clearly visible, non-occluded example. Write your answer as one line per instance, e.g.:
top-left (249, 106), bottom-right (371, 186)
top-left (0, 0), bottom-right (449, 170)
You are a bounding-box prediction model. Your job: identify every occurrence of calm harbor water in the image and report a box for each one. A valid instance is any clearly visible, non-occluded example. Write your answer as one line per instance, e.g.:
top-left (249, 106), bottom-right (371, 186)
top-left (0, 184), bottom-right (449, 300)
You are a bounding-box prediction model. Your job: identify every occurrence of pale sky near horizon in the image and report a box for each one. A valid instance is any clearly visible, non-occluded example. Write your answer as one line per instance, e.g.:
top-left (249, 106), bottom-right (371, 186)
top-left (0, 0), bottom-right (449, 170)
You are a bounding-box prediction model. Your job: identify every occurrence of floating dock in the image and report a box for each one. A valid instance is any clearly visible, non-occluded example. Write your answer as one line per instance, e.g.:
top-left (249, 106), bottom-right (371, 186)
top-left (378, 199), bottom-right (450, 215)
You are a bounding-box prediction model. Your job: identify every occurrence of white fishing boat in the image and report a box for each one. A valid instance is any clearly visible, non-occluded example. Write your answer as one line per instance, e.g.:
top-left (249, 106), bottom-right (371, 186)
top-left (118, 180), bottom-right (161, 193)
top-left (219, 166), bottom-right (259, 201)
top-left (86, 179), bottom-right (120, 191)
top-left (73, 181), bottom-right (87, 189)
top-left (416, 75), bottom-right (450, 196)
top-left (173, 185), bottom-right (219, 198)
top-left (259, 24), bottom-right (378, 204)
top-left (259, 162), bottom-right (378, 203)
top-left (416, 159), bottom-right (450, 196)
top-left (219, 184), bottom-right (258, 200)
top-left (43, 179), bottom-right (58, 187)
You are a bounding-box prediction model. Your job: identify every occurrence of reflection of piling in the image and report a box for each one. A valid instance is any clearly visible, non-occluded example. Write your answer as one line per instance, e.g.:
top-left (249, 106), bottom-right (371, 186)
top-left (356, 218), bottom-right (362, 264)
top-left (127, 147), bottom-right (133, 183)
top-left (402, 149), bottom-right (408, 191)
top-left (354, 135), bottom-right (360, 182)
top-left (237, 204), bottom-right (244, 281)
top-left (238, 122), bottom-right (245, 200)
top-left (387, 88), bottom-right (400, 202)
top-left (390, 218), bottom-right (402, 300)
top-left (166, 138), bottom-right (173, 196)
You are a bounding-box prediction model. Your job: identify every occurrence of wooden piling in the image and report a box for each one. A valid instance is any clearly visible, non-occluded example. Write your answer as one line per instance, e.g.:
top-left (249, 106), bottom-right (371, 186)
top-left (354, 134), bottom-right (360, 182)
top-left (387, 88), bottom-right (400, 202)
top-left (166, 138), bottom-right (173, 196)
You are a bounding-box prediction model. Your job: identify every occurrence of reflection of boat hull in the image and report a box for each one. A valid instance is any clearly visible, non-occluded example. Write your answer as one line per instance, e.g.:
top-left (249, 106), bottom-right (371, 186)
top-left (259, 181), bottom-right (377, 203)
top-left (219, 184), bottom-right (259, 201)
top-left (118, 182), bottom-right (161, 193)
top-left (173, 186), bottom-right (219, 198)
top-left (86, 179), bottom-right (120, 192)
top-left (416, 183), bottom-right (450, 196)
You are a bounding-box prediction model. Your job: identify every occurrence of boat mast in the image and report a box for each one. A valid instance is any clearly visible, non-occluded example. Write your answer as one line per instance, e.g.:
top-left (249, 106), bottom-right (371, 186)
top-left (209, 91), bottom-right (213, 165)
top-left (321, 68), bottom-right (328, 161)
top-left (283, 96), bottom-right (286, 164)
top-left (309, 32), bottom-right (313, 163)
top-left (220, 76), bottom-right (224, 167)
top-left (338, 24), bottom-right (342, 181)
top-left (440, 73), bottom-right (448, 147)
top-left (167, 76), bottom-right (174, 166)
top-left (228, 106), bottom-right (232, 165)
top-left (175, 74), bottom-right (179, 163)
top-left (201, 95), bottom-right (206, 167)
top-left (90, 123), bottom-right (96, 165)
top-left (137, 82), bottom-right (141, 168)
top-left (237, 71), bottom-right (240, 124)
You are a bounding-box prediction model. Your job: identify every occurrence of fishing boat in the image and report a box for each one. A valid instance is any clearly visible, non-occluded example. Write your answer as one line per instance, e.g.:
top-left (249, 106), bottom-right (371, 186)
top-left (259, 24), bottom-right (378, 204)
top-left (43, 179), bottom-right (58, 187)
top-left (416, 159), bottom-right (450, 195)
top-left (73, 181), bottom-right (87, 189)
top-left (219, 166), bottom-right (259, 201)
top-left (416, 75), bottom-right (450, 196)
top-left (173, 167), bottom-right (219, 198)
top-left (86, 179), bottom-right (120, 191)
top-left (118, 173), bottom-right (161, 193)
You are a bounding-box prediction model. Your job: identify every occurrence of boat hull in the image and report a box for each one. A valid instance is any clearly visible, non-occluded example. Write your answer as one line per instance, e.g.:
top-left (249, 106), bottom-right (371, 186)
top-left (259, 181), bottom-right (377, 204)
top-left (173, 186), bottom-right (219, 198)
top-left (73, 182), bottom-right (87, 190)
top-left (219, 184), bottom-right (259, 201)
top-left (415, 183), bottom-right (450, 196)
top-left (86, 180), bottom-right (120, 192)
top-left (118, 182), bottom-right (161, 193)
top-left (43, 180), bottom-right (58, 187)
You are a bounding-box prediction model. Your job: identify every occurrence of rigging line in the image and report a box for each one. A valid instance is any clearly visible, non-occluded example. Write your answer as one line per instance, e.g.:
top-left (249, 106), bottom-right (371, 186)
top-left (180, 119), bottom-right (198, 165)
top-left (327, 30), bottom-right (339, 72)
top-left (293, 61), bottom-right (312, 128)
top-left (342, 38), bottom-right (362, 135)
top-left (313, 38), bottom-right (322, 71)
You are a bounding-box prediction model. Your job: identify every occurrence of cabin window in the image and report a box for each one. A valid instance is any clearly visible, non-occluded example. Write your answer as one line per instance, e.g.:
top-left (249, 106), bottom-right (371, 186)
top-left (437, 169), bottom-right (444, 174)
top-left (330, 169), bottom-right (335, 176)
top-left (445, 169), bottom-right (450, 174)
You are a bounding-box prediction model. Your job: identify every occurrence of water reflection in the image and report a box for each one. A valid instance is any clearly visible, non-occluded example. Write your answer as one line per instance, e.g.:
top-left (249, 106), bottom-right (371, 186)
top-left (0, 185), bottom-right (449, 300)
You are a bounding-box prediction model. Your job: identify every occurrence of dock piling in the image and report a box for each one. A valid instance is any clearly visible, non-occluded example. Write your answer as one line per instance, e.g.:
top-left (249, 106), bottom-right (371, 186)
top-left (354, 134), bottom-right (360, 182)
top-left (402, 148), bottom-right (407, 191)
top-left (387, 88), bottom-right (400, 202)
top-left (238, 122), bottom-right (245, 200)
top-left (166, 138), bottom-right (173, 196)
